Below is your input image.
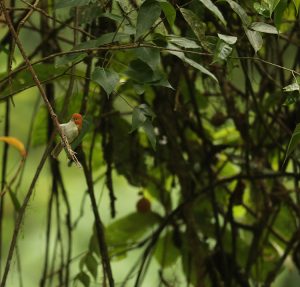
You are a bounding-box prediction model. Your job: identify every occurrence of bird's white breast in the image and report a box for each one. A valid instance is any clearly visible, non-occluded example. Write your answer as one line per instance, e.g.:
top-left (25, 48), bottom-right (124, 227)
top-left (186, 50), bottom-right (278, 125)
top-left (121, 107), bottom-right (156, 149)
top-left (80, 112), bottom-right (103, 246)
top-left (60, 120), bottom-right (79, 143)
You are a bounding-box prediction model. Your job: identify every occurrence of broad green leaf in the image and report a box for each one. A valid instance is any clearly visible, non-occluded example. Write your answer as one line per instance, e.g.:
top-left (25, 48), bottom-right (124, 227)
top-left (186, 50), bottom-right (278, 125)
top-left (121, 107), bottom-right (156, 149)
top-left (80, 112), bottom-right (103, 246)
top-left (55, 52), bottom-right (87, 67)
top-left (226, 0), bottom-right (250, 26)
top-left (134, 47), bottom-right (161, 70)
top-left (74, 32), bottom-right (131, 50)
top-left (274, 0), bottom-right (288, 29)
top-left (283, 82), bottom-right (300, 92)
top-left (152, 75), bottom-right (174, 89)
top-left (293, 0), bottom-right (300, 14)
top-left (100, 12), bottom-right (124, 23)
top-left (88, 230), bottom-right (100, 257)
top-left (8, 189), bottom-right (21, 212)
top-left (0, 44), bottom-right (9, 55)
top-left (184, 58), bottom-right (218, 82)
top-left (85, 253), bottom-right (98, 279)
top-left (244, 27), bottom-right (263, 53)
top-left (283, 83), bottom-right (300, 105)
top-left (217, 33), bottom-right (237, 45)
top-left (273, 204), bottom-right (296, 239)
top-left (167, 35), bottom-right (201, 49)
top-left (126, 59), bottom-right (154, 83)
top-left (250, 22), bottom-right (279, 34)
top-left (214, 41), bottom-right (233, 61)
top-left (253, 1), bottom-right (271, 17)
top-left (130, 104), bottom-right (156, 148)
top-left (158, 0), bottom-right (176, 26)
top-left (142, 118), bottom-right (157, 150)
top-left (152, 33), bottom-right (168, 46)
top-left (184, 57), bottom-right (218, 82)
top-left (130, 106), bottom-right (148, 133)
top-left (106, 212), bottom-right (161, 245)
top-left (283, 123), bottom-right (300, 164)
top-left (271, 0), bottom-right (282, 13)
top-left (154, 231), bottom-right (180, 267)
top-left (91, 67), bottom-right (119, 96)
top-left (75, 271), bottom-right (90, 287)
top-left (168, 46), bottom-right (218, 82)
top-left (77, 4), bottom-right (102, 24)
top-left (198, 0), bottom-right (227, 25)
top-left (138, 103), bottom-right (155, 119)
top-left (111, 118), bottom-right (147, 186)
top-left (55, 0), bottom-right (89, 9)
top-left (135, 0), bottom-right (162, 40)
top-left (179, 8), bottom-right (208, 50)
top-left (283, 91), bottom-right (300, 105)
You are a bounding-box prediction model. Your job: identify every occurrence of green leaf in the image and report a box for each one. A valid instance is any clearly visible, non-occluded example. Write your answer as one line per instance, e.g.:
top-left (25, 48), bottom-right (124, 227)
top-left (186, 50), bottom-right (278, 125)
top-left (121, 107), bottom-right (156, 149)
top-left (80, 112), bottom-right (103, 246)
top-left (75, 271), bottom-right (90, 287)
top-left (142, 118), bottom-right (157, 150)
top-left (154, 231), bottom-right (180, 267)
top-left (244, 27), bottom-right (263, 53)
top-left (217, 33), bottom-right (237, 45)
top-left (74, 32), bottom-right (131, 50)
top-left (283, 83), bottom-right (300, 105)
top-left (130, 106), bottom-right (148, 132)
top-left (226, 0), bottom-right (250, 26)
top-left (106, 212), bottom-right (161, 245)
top-left (214, 41), bottom-right (233, 61)
top-left (271, 0), bottom-right (282, 13)
top-left (135, 0), bottom-right (162, 40)
top-left (250, 22), bottom-right (279, 34)
top-left (55, 0), bottom-right (89, 9)
top-left (185, 57), bottom-right (218, 82)
top-left (77, 4), bottom-right (102, 24)
top-left (111, 118), bottom-right (147, 186)
top-left (8, 189), bottom-right (21, 212)
top-left (91, 67), bottom-right (119, 97)
top-left (134, 47), bottom-right (161, 70)
top-left (0, 44), bottom-right (10, 55)
top-left (168, 46), bottom-right (218, 82)
top-left (167, 35), bottom-right (201, 49)
top-left (100, 12), bottom-right (125, 23)
top-left (253, 2), bottom-right (271, 17)
top-left (179, 8), bottom-right (208, 50)
top-left (126, 59), bottom-right (154, 83)
top-left (274, 0), bottom-right (288, 29)
top-left (283, 91), bottom-right (300, 105)
top-left (283, 82), bottom-right (300, 92)
top-left (130, 104), bottom-right (156, 149)
top-left (138, 104), bottom-right (155, 119)
top-left (293, 0), bottom-right (300, 14)
top-left (158, 0), bottom-right (176, 26)
top-left (88, 230), bottom-right (100, 257)
top-left (198, 0), bottom-right (227, 25)
top-left (55, 52), bottom-right (87, 67)
top-left (85, 253), bottom-right (98, 279)
top-left (152, 33), bottom-right (168, 46)
top-left (283, 123), bottom-right (300, 165)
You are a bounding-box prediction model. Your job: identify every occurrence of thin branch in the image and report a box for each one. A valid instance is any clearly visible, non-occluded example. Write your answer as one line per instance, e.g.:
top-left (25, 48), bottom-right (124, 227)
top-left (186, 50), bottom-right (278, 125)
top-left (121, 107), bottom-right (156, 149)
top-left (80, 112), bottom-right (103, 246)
top-left (0, 142), bottom-right (53, 287)
top-left (0, 0), bottom-right (80, 165)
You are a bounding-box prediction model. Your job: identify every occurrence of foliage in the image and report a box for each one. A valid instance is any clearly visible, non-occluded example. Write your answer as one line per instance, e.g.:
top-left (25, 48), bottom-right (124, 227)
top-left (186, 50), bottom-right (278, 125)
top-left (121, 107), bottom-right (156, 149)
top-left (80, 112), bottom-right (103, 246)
top-left (1, 0), bottom-right (300, 286)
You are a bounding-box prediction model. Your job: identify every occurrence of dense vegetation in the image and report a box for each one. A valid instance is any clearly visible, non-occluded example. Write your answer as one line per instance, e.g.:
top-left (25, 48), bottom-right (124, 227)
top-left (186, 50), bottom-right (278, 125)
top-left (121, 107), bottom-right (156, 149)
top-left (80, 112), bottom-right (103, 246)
top-left (1, 0), bottom-right (300, 286)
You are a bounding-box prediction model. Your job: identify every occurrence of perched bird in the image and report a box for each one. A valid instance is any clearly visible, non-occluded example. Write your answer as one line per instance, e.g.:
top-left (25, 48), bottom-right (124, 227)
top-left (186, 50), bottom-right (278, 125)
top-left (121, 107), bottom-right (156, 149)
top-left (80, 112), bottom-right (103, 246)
top-left (51, 113), bottom-right (83, 159)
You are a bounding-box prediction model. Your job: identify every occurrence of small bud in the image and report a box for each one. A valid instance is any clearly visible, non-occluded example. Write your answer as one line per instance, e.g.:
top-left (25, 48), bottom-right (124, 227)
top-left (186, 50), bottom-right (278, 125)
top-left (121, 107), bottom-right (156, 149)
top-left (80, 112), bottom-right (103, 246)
top-left (136, 197), bottom-right (151, 213)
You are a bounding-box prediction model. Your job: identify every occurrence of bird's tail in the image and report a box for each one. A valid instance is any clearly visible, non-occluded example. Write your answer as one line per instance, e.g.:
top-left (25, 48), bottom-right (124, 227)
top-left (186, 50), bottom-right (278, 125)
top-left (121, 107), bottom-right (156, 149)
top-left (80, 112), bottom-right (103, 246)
top-left (51, 142), bottom-right (63, 159)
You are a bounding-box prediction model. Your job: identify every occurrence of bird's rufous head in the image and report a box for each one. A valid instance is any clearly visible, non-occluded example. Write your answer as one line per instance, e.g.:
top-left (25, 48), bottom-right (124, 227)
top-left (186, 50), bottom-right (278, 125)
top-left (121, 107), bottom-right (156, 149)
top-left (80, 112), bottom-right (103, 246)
top-left (71, 113), bottom-right (83, 130)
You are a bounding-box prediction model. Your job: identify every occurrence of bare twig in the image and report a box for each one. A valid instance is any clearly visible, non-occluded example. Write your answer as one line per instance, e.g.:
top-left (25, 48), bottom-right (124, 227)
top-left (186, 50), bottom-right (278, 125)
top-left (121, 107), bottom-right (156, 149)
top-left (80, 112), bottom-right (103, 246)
top-left (0, 0), bottom-right (80, 167)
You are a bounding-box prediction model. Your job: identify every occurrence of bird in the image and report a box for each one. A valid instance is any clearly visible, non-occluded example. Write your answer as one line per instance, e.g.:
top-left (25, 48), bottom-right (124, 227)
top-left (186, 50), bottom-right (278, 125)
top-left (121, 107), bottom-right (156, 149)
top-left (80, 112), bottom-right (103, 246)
top-left (51, 113), bottom-right (83, 159)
